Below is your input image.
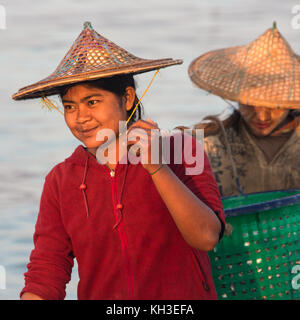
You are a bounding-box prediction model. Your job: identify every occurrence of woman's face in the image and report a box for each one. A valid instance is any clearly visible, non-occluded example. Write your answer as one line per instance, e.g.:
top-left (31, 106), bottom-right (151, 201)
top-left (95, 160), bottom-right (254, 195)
top-left (239, 103), bottom-right (290, 137)
top-left (62, 84), bottom-right (135, 149)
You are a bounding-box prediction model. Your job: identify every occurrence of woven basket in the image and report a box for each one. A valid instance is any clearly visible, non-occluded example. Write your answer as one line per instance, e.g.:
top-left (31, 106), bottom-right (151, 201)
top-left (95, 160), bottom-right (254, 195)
top-left (209, 190), bottom-right (300, 300)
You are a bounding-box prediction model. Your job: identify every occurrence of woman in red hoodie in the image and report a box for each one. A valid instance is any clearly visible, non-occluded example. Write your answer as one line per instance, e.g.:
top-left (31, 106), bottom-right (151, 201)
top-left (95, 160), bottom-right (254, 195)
top-left (13, 22), bottom-right (225, 300)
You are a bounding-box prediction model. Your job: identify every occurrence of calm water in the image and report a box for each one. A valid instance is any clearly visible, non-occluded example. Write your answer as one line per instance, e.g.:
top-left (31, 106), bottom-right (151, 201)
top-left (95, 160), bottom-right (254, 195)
top-left (0, 0), bottom-right (299, 300)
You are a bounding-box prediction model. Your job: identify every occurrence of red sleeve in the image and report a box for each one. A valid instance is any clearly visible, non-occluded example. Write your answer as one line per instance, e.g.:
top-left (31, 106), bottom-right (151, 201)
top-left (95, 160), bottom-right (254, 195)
top-left (169, 131), bottom-right (225, 240)
top-left (20, 170), bottom-right (74, 300)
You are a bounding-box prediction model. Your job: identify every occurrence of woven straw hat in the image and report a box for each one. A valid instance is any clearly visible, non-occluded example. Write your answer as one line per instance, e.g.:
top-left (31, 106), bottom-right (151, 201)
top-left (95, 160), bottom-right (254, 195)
top-left (13, 22), bottom-right (182, 100)
top-left (188, 23), bottom-right (300, 109)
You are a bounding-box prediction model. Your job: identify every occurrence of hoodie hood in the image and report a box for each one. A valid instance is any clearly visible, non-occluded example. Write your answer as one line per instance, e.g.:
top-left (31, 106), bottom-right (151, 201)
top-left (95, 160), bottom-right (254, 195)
top-left (65, 145), bottom-right (99, 168)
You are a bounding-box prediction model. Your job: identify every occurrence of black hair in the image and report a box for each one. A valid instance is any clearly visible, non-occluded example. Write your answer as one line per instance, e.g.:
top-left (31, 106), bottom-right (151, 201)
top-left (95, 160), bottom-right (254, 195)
top-left (58, 74), bottom-right (143, 125)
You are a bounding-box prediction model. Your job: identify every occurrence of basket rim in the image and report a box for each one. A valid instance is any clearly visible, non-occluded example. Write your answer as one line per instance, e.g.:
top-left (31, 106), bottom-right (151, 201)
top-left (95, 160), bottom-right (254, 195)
top-left (222, 189), bottom-right (300, 217)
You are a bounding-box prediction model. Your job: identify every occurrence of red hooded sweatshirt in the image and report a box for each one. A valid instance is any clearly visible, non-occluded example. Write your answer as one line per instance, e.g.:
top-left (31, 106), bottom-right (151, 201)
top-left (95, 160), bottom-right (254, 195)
top-left (21, 133), bottom-right (225, 300)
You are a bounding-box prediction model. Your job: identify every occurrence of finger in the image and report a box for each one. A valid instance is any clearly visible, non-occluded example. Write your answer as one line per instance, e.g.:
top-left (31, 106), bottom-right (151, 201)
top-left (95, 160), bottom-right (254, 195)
top-left (127, 133), bottom-right (151, 147)
top-left (145, 118), bottom-right (158, 126)
top-left (127, 127), bottom-right (157, 139)
top-left (127, 127), bottom-right (149, 138)
top-left (127, 119), bottom-right (159, 132)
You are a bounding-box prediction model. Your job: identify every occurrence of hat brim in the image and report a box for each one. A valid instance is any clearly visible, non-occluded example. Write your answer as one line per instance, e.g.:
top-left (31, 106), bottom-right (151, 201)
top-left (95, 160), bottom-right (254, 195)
top-left (13, 58), bottom-right (182, 100)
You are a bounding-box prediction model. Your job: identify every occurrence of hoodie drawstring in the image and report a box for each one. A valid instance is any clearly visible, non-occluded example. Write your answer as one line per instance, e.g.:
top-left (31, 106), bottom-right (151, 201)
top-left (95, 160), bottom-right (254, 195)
top-left (113, 163), bottom-right (129, 229)
top-left (79, 152), bottom-right (129, 222)
top-left (79, 155), bottom-right (90, 218)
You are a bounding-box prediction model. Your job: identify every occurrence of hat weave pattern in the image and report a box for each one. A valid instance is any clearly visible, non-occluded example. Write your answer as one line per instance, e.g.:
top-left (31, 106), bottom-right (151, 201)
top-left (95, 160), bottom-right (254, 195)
top-left (47, 22), bottom-right (148, 79)
top-left (189, 26), bottom-right (300, 109)
top-left (13, 22), bottom-right (182, 100)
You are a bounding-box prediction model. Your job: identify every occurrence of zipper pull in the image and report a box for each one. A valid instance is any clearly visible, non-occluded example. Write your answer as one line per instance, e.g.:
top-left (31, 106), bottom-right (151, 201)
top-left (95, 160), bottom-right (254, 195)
top-left (110, 169), bottom-right (115, 177)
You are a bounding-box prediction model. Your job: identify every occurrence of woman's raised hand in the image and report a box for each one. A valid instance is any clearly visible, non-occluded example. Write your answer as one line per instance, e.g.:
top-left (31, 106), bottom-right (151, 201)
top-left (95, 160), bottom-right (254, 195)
top-left (126, 118), bottom-right (163, 174)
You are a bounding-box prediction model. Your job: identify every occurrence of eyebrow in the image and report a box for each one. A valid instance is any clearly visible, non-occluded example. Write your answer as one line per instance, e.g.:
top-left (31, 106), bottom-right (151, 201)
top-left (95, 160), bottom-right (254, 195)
top-left (62, 93), bottom-right (104, 104)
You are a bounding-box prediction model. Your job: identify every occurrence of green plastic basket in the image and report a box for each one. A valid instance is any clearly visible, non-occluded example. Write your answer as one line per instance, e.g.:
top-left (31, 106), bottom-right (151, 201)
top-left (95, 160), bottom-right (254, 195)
top-left (209, 189), bottom-right (300, 300)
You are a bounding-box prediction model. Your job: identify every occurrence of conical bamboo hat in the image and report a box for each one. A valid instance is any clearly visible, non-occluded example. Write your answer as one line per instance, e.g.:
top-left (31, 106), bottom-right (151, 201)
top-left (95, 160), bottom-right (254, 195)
top-left (188, 23), bottom-right (300, 109)
top-left (13, 22), bottom-right (182, 100)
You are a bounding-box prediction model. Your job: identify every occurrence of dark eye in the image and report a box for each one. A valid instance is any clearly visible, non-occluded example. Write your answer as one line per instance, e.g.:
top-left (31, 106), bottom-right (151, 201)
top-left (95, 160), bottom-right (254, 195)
top-left (88, 100), bottom-right (99, 106)
top-left (63, 104), bottom-right (74, 111)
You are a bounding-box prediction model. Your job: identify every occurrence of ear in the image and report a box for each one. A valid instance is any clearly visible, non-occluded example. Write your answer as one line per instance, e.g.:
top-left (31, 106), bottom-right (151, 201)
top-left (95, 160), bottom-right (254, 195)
top-left (123, 87), bottom-right (136, 111)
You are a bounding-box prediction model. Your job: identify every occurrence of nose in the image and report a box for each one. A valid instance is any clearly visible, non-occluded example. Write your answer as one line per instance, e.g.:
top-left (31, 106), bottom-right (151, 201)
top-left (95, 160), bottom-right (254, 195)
top-left (254, 107), bottom-right (271, 122)
top-left (76, 105), bottom-right (92, 123)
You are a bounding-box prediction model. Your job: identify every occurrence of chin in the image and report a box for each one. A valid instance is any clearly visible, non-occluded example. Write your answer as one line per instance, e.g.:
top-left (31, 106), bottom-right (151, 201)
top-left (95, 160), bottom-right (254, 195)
top-left (84, 141), bottom-right (104, 149)
top-left (78, 136), bottom-right (99, 147)
top-left (252, 129), bottom-right (272, 137)
top-left (248, 124), bottom-right (272, 137)
top-left (85, 136), bottom-right (117, 149)
top-left (80, 128), bottom-right (119, 149)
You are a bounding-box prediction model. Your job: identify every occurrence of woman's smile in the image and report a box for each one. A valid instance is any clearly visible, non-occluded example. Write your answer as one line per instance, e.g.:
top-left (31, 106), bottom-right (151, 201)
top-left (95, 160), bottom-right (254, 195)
top-left (77, 125), bottom-right (101, 136)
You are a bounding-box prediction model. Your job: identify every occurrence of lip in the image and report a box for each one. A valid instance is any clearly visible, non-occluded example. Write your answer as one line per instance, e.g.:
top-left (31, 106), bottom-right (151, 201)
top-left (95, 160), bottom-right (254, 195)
top-left (253, 122), bottom-right (271, 129)
top-left (78, 126), bottom-right (99, 135)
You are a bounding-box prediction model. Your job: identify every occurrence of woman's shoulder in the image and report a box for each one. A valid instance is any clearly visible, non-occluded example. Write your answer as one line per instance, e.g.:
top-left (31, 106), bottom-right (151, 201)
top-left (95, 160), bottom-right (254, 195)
top-left (173, 106), bottom-right (240, 138)
top-left (195, 107), bottom-right (240, 137)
